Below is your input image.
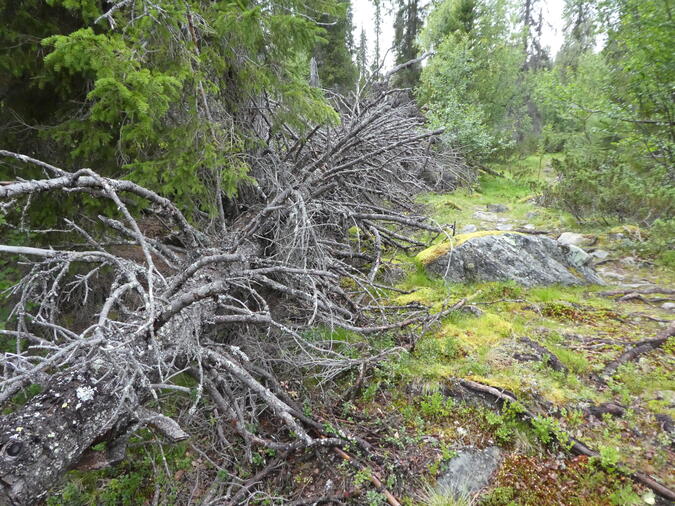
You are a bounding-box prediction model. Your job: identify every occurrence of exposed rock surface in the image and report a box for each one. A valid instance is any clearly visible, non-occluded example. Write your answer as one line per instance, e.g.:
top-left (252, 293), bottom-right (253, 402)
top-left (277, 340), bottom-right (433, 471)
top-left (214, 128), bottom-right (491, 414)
top-left (460, 224), bottom-right (478, 234)
top-left (486, 203), bottom-right (509, 213)
top-left (473, 210), bottom-right (509, 223)
top-left (558, 232), bottom-right (593, 246)
top-left (495, 223), bottom-right (514, 231)
top-left (590, 249), bottom-right (610, 261)
top-left (421, 232), bottom-right (603, 287)
top-left (436, 447), bottom-right (502, 498)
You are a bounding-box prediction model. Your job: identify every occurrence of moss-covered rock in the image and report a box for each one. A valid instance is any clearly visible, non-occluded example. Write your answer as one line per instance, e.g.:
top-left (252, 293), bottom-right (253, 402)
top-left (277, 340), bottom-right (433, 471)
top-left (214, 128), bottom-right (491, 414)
top-left (416, 230), bottom-right (518, 266)
top-left (423, 233), bottom-right (603, 287)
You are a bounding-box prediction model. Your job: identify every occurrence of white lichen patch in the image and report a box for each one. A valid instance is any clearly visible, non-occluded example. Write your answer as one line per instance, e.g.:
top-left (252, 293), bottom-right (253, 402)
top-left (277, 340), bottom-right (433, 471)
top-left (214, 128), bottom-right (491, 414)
top-left (76, 385), bottom-right (95, 402)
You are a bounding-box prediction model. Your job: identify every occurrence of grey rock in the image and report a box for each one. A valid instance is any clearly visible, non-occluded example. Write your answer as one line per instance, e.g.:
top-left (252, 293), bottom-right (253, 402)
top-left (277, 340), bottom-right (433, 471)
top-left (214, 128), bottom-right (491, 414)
top-left (486, 203), bottom-right (509, 213)
top-left (590, 249), bottom-right (610, 261)
top-left (436, 447), bottom-right (501, 499)
top-left (607, 233), bottom-right (625, 241)
top-left (620, 256), bottom-right (637, 266)
top-left (460, 305), bottom-right (484, 317)
top-left (523, 224), bottom-right (536, 231)
top-left (460, 224), bottom-right (478, 234)
top-left (661, 302), bottom-right (675, 312)
top-left (600, 270), bottom-right (625, 281)
top-left (557, 232), bottom-right (587, 246)
top-left (473, 211), bottom-right (509, 223)
top-left (526, 211), bottom-right (539, 219)
top-left (495, 223), bottom-right (514, 231)
top-left (425, 233), bottom-right (603, 287)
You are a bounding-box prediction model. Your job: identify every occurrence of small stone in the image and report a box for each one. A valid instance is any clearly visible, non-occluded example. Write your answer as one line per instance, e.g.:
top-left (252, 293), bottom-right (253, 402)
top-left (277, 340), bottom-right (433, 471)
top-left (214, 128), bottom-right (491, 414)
top-left (661, 302), bottom-right (675, 312)
top-left (460, 305), bottom-right (484, 317)
top-left (557, 232), bottom-right (588, 246)
top-left (526, 211), bottom-right (539, 219)
top-left (642, 490), bottom-right (656, 505)
top-left (473, 211), bottom-right (508, 223)
top-left (76, 385), bottom-right (95, 402)
top-left (486, 203), bottom-right (509, 213)
top-left (620, 256), bottom-right (637, 266)
top-left (460, 224), bottom-right (478, 234)
top-left (495, 223), bottom-right (514, 231)
top-left (436, 447), bottom-right (501, 499)
top-left (523, 224), bottom-right (536, 231)
top-left (600, 270), bottom-right (625, 280)
top-left (590, 249), bottom-right (609, 261)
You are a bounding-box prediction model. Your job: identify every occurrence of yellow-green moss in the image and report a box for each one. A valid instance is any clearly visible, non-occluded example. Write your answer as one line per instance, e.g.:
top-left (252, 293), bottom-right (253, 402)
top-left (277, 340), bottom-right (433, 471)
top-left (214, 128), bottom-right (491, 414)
top-left (416, 230), bottom-right (522, 265)
top-left (416, 242), bottom-right (454, 265)
top-left (443, 200), bottom-right (464, 210)
top-left (439, 313), bottom-right (513, 349)
top-left (395, 287), bottom-right (443, 307)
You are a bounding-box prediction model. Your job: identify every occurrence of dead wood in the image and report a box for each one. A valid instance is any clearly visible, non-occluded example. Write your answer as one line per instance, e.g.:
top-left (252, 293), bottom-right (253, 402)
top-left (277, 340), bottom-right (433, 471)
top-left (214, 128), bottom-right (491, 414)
top-left (0, 84), bottom-right (472, 504)
top-left (587, 402), bottom-right (626, 419)
top-left (602, 321), bottom-right (675, 377)
top-left (519, 337), bottom-right (568, 373)
top-left (599, 287), bottom-right (675, 297)
top-left (457, 379), bottom-right (675, 502)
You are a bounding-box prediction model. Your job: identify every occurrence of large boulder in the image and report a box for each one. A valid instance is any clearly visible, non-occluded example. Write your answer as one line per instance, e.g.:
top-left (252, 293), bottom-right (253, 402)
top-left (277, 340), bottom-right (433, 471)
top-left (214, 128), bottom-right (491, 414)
top-left (418, 232), bottom-right (603, 286)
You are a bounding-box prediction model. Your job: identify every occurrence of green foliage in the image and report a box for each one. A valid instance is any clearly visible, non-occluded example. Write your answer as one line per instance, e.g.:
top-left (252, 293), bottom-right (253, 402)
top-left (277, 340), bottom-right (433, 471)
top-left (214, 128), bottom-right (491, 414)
top-left (534, 0), bottom-right (674, 223)
top-left (312, 0), bottom-right (358, 92)
top-left (638, 218), bottom-right (675, 266)
top-left (418, 0), bottom-right (526, 160)
top-left (609, 485), bottom-right (643, 506)
top-left (419, 392), bottom-right (455, 420)
top-left (48, 437), bottom-right (192, 505)
top-left (0, 0), bottom-right (342, 219)
top-left (591, 444), bottom-right (621, 471)
top-left (530, 415), bottom-right (569, 447)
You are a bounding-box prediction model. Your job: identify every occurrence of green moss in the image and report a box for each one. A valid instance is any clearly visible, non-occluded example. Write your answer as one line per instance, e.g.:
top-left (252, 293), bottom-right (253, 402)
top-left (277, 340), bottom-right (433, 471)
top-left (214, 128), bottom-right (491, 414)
top-left (415, 241), bottom-right (453, 266)
top-left (416, 230), bottom-right (521, 265)
top-left (549, 345), bottom-right (591, 374)
top-left (440, 312), bottom-right (513, 349)
top-left (395, 287), bottom-right (443, 307)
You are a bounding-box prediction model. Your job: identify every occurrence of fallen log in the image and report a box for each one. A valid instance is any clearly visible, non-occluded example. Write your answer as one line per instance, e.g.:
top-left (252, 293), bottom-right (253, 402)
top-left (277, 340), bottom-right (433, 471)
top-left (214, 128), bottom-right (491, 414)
top-left (602, 321), bottom-right (675, 377)
top-left (0, 83), bottom-right (467, 503)
top-left (519, 337), bottom-right (568, 373)
top-left (457, 379), bottom-right (675, 501)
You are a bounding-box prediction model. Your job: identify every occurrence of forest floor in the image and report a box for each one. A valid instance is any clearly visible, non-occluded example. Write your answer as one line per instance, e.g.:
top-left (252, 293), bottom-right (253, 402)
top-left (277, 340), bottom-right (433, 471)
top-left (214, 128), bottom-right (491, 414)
top-left (48, 156), bottom-right (674, 505)
top-left (296, 155), bottom-right (674, 505)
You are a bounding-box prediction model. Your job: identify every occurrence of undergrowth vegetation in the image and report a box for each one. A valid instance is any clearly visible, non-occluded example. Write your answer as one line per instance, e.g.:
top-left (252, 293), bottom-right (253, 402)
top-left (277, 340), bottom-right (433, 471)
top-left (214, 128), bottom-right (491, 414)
top-left (351, 161), bottom-right (673, 503)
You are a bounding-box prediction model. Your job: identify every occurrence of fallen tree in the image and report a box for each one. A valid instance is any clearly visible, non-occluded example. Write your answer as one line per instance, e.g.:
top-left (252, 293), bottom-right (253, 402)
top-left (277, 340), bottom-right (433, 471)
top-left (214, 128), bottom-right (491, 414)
top-left (0, 89), bottom-right (469, 504)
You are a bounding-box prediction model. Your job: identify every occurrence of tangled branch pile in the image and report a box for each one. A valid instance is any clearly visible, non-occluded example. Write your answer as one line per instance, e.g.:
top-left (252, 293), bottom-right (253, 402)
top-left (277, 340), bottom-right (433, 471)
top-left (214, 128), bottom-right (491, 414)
top-left (0, 89), bottom-right (470, 504)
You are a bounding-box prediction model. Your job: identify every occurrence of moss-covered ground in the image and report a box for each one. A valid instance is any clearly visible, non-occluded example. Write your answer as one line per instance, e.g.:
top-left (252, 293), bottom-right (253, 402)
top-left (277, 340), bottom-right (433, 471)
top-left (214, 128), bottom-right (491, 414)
top-left (346, 155), bottom-right (674, 505)
top-left (48, 155), bottom-right (673, 505)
